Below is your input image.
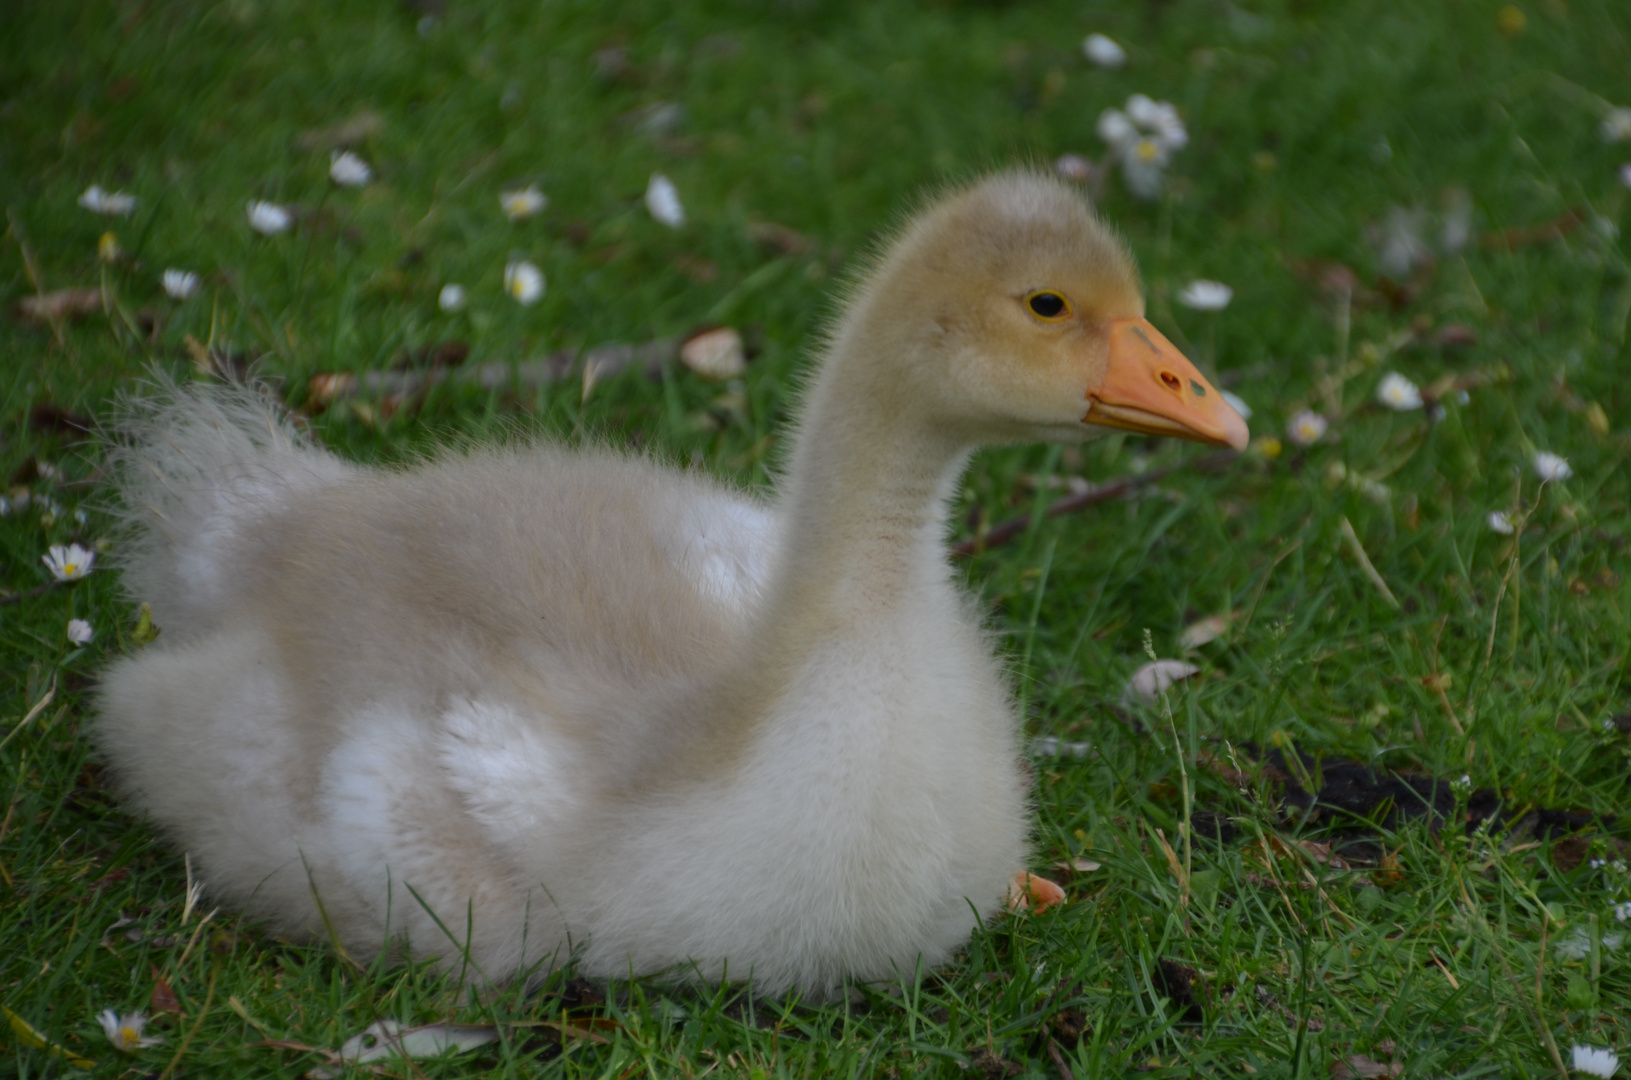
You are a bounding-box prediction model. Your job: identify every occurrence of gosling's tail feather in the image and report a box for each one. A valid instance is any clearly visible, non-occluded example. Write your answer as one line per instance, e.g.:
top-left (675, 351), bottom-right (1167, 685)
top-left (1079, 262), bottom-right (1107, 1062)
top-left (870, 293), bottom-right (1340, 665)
top-left (102, 374), bottom-right (353, 633)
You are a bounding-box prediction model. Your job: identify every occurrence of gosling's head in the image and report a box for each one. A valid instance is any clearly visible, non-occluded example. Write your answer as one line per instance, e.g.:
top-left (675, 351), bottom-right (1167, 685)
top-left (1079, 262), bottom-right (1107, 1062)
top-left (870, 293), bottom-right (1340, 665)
top-left (843, 171), bottom-right (1248, 451)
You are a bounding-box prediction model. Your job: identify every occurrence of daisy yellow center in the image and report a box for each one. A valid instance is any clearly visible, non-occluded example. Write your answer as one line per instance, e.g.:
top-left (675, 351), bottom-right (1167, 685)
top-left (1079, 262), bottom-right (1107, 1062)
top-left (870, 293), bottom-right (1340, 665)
top-left (118, 1025), bottom-right (139, 1046)
top-left (1133, 139), bottom-right (1161, 163)
top-left (64, 562), bottom-right (79, 575)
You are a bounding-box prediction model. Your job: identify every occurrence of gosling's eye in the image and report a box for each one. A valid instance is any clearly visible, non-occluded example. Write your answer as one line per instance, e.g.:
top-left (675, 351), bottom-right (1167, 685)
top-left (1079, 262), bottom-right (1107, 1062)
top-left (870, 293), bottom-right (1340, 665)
top-left (1025, 290), bottom-right (1072, 321)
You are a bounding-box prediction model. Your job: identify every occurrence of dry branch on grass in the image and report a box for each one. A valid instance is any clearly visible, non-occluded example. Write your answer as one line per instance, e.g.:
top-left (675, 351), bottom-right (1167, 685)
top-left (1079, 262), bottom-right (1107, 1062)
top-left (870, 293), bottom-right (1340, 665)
top-left (953, 450), bottom-right (1237, 557)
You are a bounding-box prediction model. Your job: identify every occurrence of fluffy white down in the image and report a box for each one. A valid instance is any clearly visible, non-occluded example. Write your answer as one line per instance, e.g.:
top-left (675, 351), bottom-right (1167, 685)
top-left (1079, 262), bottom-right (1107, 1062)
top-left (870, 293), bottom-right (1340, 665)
top-left (96, 378), bottom-right (1026, 996)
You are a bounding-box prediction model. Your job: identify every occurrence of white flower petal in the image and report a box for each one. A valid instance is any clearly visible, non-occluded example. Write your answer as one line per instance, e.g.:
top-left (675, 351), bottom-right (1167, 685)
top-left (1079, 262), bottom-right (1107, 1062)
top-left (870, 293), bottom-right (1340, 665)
top-left (679, 326), bottom-right (746, 380)
top-left (1082, 33), bottom-right (1126, 69)
top-left (162, 268), bottom-right (200, 300)
top-left (500, 185), bottom-right (547, 221)
top-left (247, 200), bottom-right (293, 235)
top-left (503, 260), bottom-right (545, 305)
top-left (79, 185), bottom-right (137, 216)
top-left (1123, 659), bottom-right (1200, 706)
top-left (1054, 153), bottom-right (1095, 184)
top-left (329, 150), bottom-right (373, 187)
top-left (1620, 163), bottom-right (1631, 189)
top-left (645, 173), bottom-right (686, 227)
top-left (1533, 451), bottom-right (1572, 482)
top-left (438, 283), bottom-right (467, 312)
top-left (1220, 390), bottom-right (1252, 420)
top-left (1486, 511), bottom-right (1515, 536)
top-left (1125, 93), bottom-right (1161, 128)
top-left (1120, 153), bottom-right (1166, 200)
top-left (1286, 410), bottom-right (1328, 447)
top-left (1376, 372), bottom-right (1423, 411)
top-left (1096, 108), bottom-right (1136, 147)
top-left (1571, 1045), bottom-right (1619, 1079)
top-left (1601, 107), bottom-right (1631, 143)
top-left (1177, 279), bottom-right (1232, 311)
top-left (67, 618), bottom-right (94, 645)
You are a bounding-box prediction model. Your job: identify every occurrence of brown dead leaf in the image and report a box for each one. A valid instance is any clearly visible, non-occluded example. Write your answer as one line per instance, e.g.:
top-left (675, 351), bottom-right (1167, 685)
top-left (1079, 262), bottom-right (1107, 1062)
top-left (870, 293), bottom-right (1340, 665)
top-left (29, 403), bottom-right (94, 433)
top-left (1331, 1054), bottom-right (1402, 1079)
top-left (1052, 857), bottom-right (1102, 875)
top-left (149, 969), bottom-right (182, 1015)
top-left (674, 253), bottom-right (718, 283)
top-left (1293, 258), bottom-right (1359, 294)
top-left (1257, 835), bottom-right (1351, 871)
top-left (679, 326), bottom-right (746, 379)
top-left (390, 340), bottom-right (470, 371)
top-left (1552, 834), bottom-right (1590, 873)
top-left (1431, 323), bottom-right (1477, 348)
top-left (1007, 871), bottom-right (1065, 914)
top-left (295, 110), bottom-right (384, 152)
top-left (747, 221), bottom-right (813, 256)
top-left (1123, 659), bottom-right (1200, 705)
top-left (1478, 210), bottom-right (1581, 250)
top-left (1179, 612), bottom-right (1233, 649)
top-left (13, 288), bottom-right (102, 324)
top-left (1048, 1006), bottom-right (1090, 1042)
top-left (1197, 748), bottom-right (1254, 787)
top-left (968, 1048), bottom-right (1022, 1079)
top-left (1374, 850), bottom-right (1406, 888)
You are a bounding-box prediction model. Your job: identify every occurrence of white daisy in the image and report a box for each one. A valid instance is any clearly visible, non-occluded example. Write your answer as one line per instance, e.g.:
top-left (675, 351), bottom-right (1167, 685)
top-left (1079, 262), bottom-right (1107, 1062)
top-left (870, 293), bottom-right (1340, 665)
top-left (1096, 108), bottom-right (1137, 146)
top-left (1617, 901), bottom-right (1631, 922)
top-left (99, 1009), bottom-right (162, 1052)
top-left (504, 260), bottom-right (545, 305)
top-left (1125, 93), bottom-right (1187, 149)
top-left (1054, 154), bottom-right (1094, 183)
top-left (1533, 451), bottom-right (1572, 482)
top-left (1376, 372), bottom-right (1423, 411)
top-left (1096, 94), bottom-right (1187, 200)
top-left (500, 185), bottom-right (547, 221)
top-left (67, 619), bottom-right (94, 646)
top-left (79, 184), bottom-right (137, 216)
top-left (43, 543), bottom-right (96, 582)
top-left (1602, 107), bottom-right (1631, 143)
top-left (162, 269), bottom-right (200, 300)
top-left (438, 283), bottom-right (467, 312)
top-left (1487, 511), bottom-right (1515, 535)
top-left (329, 150), bottom-right (373, 187)
top-left (1082, 33), bottom-right (1126, 69)
top-left (1571, 1045), bottom-right (1619, 1079)
top-left (247, 200), bottom-right (293, 235)
top-left (1286, 410), bottom-right (1328, 447)
top-left (645, 173), bottom-right (686, 227)
top-left (1177, 279), bottom-right (1232, 311)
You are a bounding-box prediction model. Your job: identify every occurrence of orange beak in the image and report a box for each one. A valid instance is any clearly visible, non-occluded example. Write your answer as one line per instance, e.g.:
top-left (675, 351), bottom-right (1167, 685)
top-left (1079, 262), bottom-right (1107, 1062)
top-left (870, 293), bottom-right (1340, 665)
top-left (1084, 318), bottom-right (1249, 450)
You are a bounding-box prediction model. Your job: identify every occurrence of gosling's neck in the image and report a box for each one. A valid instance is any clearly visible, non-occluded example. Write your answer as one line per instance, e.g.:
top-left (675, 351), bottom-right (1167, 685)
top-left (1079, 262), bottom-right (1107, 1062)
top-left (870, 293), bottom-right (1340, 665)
top-left (762, 335), bottom-right (974, 640)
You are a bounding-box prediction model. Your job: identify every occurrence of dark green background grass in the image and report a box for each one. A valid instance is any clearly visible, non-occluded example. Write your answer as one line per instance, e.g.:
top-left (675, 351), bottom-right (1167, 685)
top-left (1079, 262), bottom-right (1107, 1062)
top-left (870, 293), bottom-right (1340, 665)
top-left (3, 0), bottom-right (1631, 1076)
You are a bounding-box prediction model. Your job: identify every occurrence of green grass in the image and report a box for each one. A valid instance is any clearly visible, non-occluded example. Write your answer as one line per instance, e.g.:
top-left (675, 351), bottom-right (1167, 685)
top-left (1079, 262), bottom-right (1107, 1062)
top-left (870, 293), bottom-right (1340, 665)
top-left (4, 0), bottom-right (1631, 1076)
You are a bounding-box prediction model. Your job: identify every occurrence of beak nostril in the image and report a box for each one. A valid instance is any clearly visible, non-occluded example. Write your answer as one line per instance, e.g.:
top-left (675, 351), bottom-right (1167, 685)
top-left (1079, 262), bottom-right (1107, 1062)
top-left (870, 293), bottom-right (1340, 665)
top-left (1158, 371), bottom-right (1183, 393)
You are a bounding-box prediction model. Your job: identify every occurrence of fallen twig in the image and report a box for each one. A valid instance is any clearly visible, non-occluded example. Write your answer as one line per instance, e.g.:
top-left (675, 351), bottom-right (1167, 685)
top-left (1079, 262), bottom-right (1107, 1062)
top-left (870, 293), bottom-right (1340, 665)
top-left (1339, 516), bottom-right (1400, 608)
top-left (306, 339), bottom-right (678, 406)
top-left (0, 581), bottom-right (59, 607)
top-left (1477, 209), bottom-right (1581, 251)
top-left (953, 450), bottom-right (1235, 557)
top-left (0, 676), bottom-right (57, 755)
